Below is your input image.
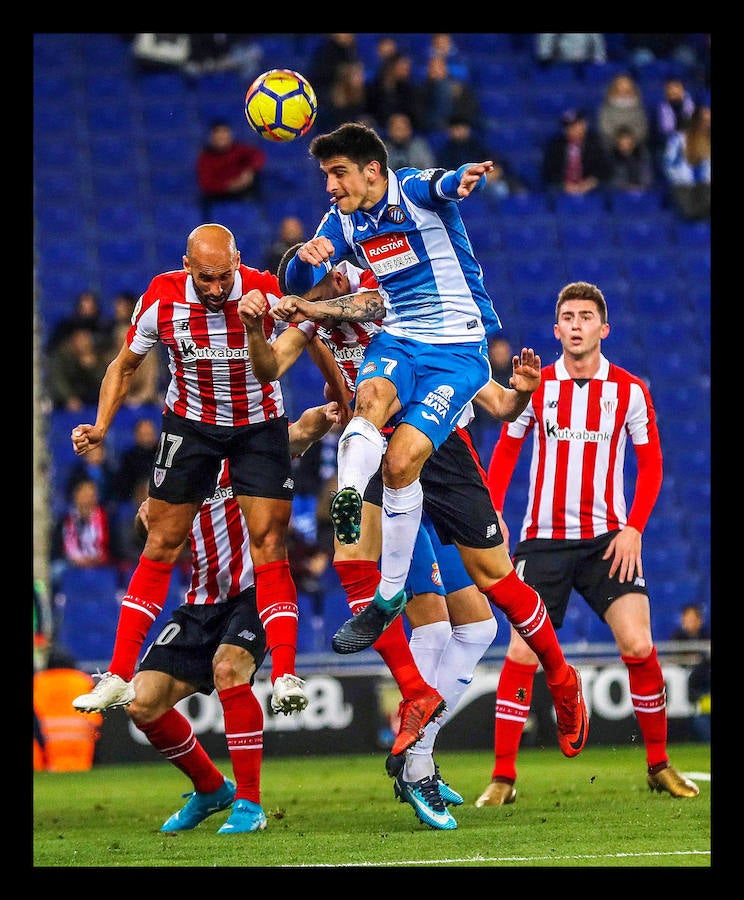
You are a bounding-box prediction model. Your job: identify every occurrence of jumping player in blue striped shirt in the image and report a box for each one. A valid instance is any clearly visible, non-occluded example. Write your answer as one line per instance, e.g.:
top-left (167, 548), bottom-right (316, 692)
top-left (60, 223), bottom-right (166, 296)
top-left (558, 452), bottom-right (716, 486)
top-left (277, 122), bottom-right (588, 758)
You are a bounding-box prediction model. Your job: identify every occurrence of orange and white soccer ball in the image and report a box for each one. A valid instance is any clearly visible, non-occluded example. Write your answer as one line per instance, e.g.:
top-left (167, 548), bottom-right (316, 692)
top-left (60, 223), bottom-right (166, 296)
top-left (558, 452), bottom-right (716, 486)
top-left (244, 69), bottom-right (318, 142)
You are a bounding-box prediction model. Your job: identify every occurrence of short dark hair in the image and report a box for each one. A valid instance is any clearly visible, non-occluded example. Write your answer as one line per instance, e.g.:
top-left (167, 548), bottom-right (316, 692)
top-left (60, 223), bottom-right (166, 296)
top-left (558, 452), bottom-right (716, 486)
top-left (310, 122), bottom-right (388, 171)
top-left (555, 282), bottom-right (608, 323)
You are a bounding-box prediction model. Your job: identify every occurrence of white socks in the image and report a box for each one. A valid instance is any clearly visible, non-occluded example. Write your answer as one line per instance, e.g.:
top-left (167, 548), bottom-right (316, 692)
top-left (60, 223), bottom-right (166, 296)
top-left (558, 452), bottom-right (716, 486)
top-left (379, 480), bottom-right (423, 600)
top-left (336, 416), bottom-right (386, 498)
top-left (403, 618), bottom-right (499, 783)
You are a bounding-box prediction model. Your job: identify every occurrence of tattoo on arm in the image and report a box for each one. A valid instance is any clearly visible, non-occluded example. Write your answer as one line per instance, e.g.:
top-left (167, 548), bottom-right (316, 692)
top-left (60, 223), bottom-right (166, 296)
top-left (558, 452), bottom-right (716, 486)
top-left (319, 291), bottom-right (386, 322)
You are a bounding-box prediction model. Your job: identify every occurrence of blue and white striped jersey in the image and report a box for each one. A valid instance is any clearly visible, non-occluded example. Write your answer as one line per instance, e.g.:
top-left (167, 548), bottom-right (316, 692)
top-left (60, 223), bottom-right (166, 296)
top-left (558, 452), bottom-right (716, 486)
top-left (285, 166), bottom-right (503, 344)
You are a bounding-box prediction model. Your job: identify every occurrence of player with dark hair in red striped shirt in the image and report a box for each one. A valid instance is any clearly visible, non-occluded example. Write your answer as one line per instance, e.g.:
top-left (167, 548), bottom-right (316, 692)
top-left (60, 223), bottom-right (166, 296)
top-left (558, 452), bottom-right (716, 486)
top-left (70, 224), bottom-right (313, 720)
top-left (475, 281), bottom-right (699, 806)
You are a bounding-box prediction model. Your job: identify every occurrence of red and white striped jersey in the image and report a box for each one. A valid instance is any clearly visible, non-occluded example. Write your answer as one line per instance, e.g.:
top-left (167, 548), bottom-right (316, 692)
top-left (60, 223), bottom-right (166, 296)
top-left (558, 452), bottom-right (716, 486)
top-left (127, 266), bottom-right (285, 426)
top-left (313, 262), bottom-right (382, 395)
top-left (184, 459), bottom-right (252, 604)
top-left (488, 354), bottom-right (663, 542)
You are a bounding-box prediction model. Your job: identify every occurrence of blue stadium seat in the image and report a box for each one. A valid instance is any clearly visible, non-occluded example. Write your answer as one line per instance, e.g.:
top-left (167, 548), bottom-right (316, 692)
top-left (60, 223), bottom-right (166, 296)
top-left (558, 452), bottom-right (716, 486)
top-left (89, 135), bottom-right (138, 168)
top-left (671, 219), bottom-right (711, 249)
top-left (509, 253), bottom-right (567, 287)
top-left (35, 204), bottom-right (89, 242)
top-left (80, 33), bottom-right (131, 71)
top-left (137, 70), bottom-right (193, 102)
top-left (616, 219), bottom-right (674, 251)
top-left (86, 101), bottom-right (136, 134)
top-left (34, 138), bottom-right (84, 171)
top-left (678, 249), bottom-right (711, 283)
top-left (34, 72), bottom-right (77, 103)
top-left (552, 191), bottom-right (609, 218)
top-left (94, 203), bottom-right (147, 235)
top-left (624, 252), bottom-right (683, 288)
top-left (151, 201), bottom-right (202, 236)
top-left (563, 251), bottom-right (626, 285)
top-left (83, 73), bottom-right (128, 103)
top-left (97, 236), bottom-right (148, 267)
top-left (92, 169), bottom-right (143, 201)
top-left (493, 192), bottom-right (552, 219)
top-left (498, 219), bottom-right (560, 253)
top-left (148, 167), bottom-right (196, 198)
top-left (558, 219), bottom-right (617, 254)
top-left (608, 189), bottom-right (666, 217)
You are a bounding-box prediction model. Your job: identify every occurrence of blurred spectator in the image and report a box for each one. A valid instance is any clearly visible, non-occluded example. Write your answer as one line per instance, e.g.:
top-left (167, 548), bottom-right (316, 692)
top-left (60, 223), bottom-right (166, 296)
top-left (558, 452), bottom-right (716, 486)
top-left (196, 120), bottom-right (266, 219)
top-left (438, 117), bottom-right (524, 200)
top-left (670, 603), bottom-right (711, 743)
top-left (654, 77), bottom-right (696, 151)
top-left (488, 336), bottom-right (515, 389)
top-left (384, 112), bottom-right (436, 171)
top-left (371, 36), bottom-right (399, 74)
top-left (47, 327), bottom-right (108, 412)
top-left (46, 290), bottom-right (111, 355)
top-left (662, 104), bottom-right (710, 221)
top-left (625, 33), bottom-right (702, 71)
top-left (418, 54), bottom-right (479, 134)
top-left (109, 476), bottom-right (151, 573)
top-left (597, 73), bottom-right (649, 151)
top-left (50, 478), bottom-right (112, 612)
top-left (607, 125), bottom-right (655, 192)
top-left (187, 33), bottom-right (263, 78)
top-left (535, 33), bottom-right (607, 67)
top-left (670, 603), bottom-right (710, 641)
top-left (264, 215), bottom-right (306, 275)
top-left (541, 108), bottom-right (612, 196)
top-left (106, 295), bottom-right (165, 408)
top-left (287, 521), bottom-right (333, 651)
top-left (112, 416), bottom-right (159, 502)
top-left (316, 60), bottom-right (370, 133)
top-left (65, 443), bottom-right (118, 513)
top-left (426, 33), bottom-right (470, 82)
top-left (307, 33), bottom-right (360, 102)
top-left (365, 51), bottom-right (424, 132)
top-left (33, 646), bottom-right (102, 772)
top-left (131, 32), bottom-right (191, 72)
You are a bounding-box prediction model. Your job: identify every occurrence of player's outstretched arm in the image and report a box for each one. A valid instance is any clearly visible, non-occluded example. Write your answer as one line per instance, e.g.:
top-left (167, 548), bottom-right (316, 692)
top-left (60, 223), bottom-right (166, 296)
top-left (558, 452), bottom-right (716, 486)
top-left (71, 345), bottom-right (144, 455)
top-left (474, 348), bottom-right (541, 422)
top-left (288, 402), bottom-right (342, 456)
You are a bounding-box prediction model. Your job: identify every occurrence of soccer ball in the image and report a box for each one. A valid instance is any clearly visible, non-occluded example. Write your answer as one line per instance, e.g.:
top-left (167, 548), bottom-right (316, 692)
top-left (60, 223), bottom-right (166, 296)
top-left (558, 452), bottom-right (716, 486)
top-left (244, 69), bottom-right (318, 143)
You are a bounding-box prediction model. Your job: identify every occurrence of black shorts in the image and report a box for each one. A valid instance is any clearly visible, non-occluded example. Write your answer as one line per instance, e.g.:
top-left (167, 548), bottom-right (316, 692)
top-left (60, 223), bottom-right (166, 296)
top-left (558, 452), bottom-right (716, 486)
top-left (362, 426), bottom-right (502, 550)
top-left (148, 410), bottom-right (293, 505)
top-left (512, 532), bottom-right (650, 628)
top-left (137, 588), bottom-right (266, 695)
top-left (421, 427), bottom-right (504, 550)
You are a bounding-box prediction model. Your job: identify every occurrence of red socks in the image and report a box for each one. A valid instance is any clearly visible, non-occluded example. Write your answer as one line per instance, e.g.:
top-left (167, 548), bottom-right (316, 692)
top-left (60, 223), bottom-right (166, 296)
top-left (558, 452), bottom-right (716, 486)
top-left (334, 558), bottom-right (433, 700)
top-left (622, 647), bottom-right (668, 769)
top-left (485, 571), bottom-right (569, 687)
top-left (492, 657), bottom-right (538, 782)
top-left (136, 708), bottom-right (224, 794)
top-left (219, 684), bottom-right (263, 804)
top-left (333, 558), bottom-right (380, 614)
top-left (109, 556), bottom-right (172, 681)
top-left (254, 559), bottom-right (298, 683)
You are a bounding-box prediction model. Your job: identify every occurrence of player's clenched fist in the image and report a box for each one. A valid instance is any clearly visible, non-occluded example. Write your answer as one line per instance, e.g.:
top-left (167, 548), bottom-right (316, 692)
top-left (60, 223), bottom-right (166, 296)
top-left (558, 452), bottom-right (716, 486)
top-left (237, 290), bottom-right (269, 330)
top-left (71, 423), bottom-right (103, 456)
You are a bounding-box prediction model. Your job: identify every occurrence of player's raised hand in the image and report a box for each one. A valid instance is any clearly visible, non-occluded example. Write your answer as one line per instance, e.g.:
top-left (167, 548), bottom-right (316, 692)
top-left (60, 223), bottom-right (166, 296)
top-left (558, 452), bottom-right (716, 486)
top-left (71, 423), bottom-right (103, 456)
top-left (238, 290), bottom-right (268, 330)
top-left (509, 347), bottom-right (541, 394)
top-left (297, 237), bottom-right (335, 267)
top-left (457, 161), bottom-right (495, 197)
